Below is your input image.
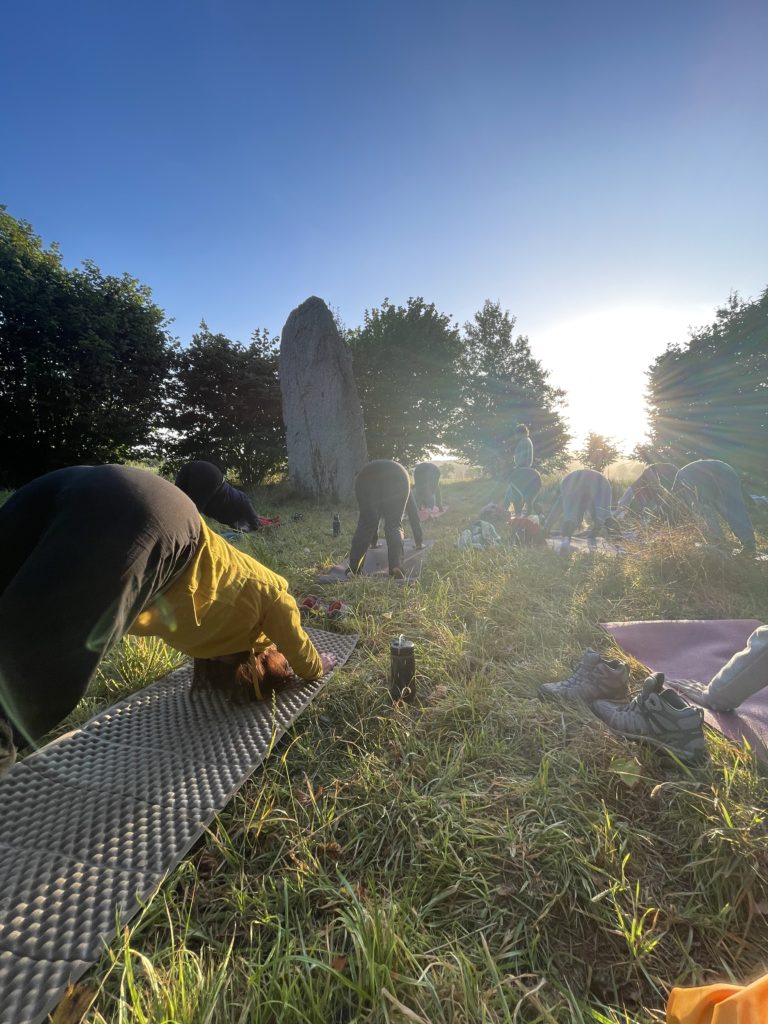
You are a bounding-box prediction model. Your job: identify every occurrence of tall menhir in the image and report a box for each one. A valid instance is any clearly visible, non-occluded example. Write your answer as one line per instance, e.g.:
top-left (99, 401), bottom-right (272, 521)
top-left (279, 296), bottom-right (368, 500)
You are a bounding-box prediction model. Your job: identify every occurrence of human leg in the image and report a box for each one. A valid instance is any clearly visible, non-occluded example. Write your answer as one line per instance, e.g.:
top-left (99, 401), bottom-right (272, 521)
top-left (0, 466), bottom-right (200, 741)
top-left (676, 626), bottom-right (768, 711)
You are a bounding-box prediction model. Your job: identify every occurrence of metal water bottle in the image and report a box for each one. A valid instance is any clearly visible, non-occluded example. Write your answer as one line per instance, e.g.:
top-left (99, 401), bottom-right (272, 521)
top-left (332, 512), bottom-right (341, 537)
top-left (390, 635), bottom-right (416, 703)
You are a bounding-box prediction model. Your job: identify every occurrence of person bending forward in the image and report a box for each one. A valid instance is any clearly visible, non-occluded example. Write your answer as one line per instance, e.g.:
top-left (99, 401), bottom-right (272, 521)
top-left (349, 460), bottom-right (424, 579)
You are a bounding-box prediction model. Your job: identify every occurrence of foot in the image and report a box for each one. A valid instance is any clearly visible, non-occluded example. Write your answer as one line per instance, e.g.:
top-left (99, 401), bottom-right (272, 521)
top-left (389, 567), bottom-right (406, 580)
top-left (539, 649), bottom-right (630, 702)
top-left (671, 678), bottom-right (736, 712)
top-left (592, 673), bottom-right (708, 764)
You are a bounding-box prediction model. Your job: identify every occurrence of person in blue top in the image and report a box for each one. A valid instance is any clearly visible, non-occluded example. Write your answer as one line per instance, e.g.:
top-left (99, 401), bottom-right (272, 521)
top-left (502, 424), bottom-right (541, 516)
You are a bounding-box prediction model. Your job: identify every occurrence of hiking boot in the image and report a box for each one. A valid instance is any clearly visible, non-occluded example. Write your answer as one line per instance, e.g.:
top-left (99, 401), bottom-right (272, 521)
top-left (592, 673), bottom-right (708, 764)
top-left (539, 649), bottom-right (630, 702)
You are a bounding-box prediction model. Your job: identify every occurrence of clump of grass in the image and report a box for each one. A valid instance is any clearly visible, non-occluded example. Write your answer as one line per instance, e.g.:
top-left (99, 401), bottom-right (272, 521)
top-left (48, 479), bottom-right (768, 1022)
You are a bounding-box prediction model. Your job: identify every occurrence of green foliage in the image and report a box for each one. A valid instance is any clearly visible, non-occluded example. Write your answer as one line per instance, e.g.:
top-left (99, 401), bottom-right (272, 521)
top-left (645, 288), bottom-right (768, 486)
top-left (0, 207), bottom-right (177, 487)
top-left (448, 300), bottom-right (570, 473)
top-left (348, 297), bottom-right (464, 464)
top-left (162, 323), bottom-right (286, 485)
top-left (577, 431), bottom-right (624, 472)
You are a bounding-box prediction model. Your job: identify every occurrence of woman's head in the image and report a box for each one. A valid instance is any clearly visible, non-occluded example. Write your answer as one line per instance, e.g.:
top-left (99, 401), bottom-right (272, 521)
top-left (192, 646), bottom-right (293, 702)
top-left (514, 423), bottom-right (529, 436)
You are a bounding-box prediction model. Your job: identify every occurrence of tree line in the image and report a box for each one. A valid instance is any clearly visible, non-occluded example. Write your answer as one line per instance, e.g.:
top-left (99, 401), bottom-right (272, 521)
top-left (1, 208), bottom-right (765, 488)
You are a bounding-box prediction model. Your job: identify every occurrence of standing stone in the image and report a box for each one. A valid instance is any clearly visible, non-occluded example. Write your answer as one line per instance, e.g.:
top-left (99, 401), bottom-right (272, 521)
top-left (280, 296), bottom-right (368, 500)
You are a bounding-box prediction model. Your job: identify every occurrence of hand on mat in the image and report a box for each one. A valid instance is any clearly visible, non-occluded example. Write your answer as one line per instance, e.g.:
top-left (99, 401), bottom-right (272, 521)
top-left (320, 653), bottom-right (337, 675)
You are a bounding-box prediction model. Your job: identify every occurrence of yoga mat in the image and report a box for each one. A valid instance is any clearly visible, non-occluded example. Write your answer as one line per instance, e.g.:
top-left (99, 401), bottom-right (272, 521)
top-left (317, 538), bottom-right (435, 583)
top-left (601, 619), bottom-right (767, 756)
top-left (546, 536), bottom-right (625, 556)
top-left (0, 628), bottom-right (358, 1024)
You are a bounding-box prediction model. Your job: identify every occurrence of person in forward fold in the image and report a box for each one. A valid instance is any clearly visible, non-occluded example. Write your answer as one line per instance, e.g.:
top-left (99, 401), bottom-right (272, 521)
top-left (175, 459), bottom-right (264, 532)
top-left (412, 462), bottom-right (443, 512)
top-left (543, 468), bottom-right (619, 551)
top-left (617, 462), bottom-right (677, 516)
top-left (0, 465), bottom-right (336, 776)
top-left (672, 459), bottom-right (756, 555)
top-left (348, 460), bottom-right (424, 579)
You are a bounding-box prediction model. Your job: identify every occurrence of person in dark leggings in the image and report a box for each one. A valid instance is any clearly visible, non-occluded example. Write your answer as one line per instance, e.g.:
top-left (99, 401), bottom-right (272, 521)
top-left (175, 460), bottom-right (262, 531)
top-left (544, 468), bottom-right (619, 551)
top-left (0, 466), bottom-right (332, 760)
top-left (672, 459), bottom-right (756, 554)
top-left (349, 460), bottom-right (424, 578)
top-left (503, 467), bottom-right (542, 517)
top-left (413, 462), bottom-right (443, 511)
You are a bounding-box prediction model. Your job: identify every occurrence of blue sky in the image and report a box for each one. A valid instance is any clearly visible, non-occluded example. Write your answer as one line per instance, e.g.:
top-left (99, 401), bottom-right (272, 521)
top-left (2, 0), bottom-right (766, 446)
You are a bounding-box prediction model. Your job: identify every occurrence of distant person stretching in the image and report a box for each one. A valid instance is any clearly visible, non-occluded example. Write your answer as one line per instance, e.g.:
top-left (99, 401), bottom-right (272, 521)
top-left (617, 462), bottom-right (677, 515)
top-left (175, 460), bottom-right (262, 531)
top-left (0, 466), bottom-right (334, 764)
top-left (413, 462), bottom-right (443, 511)
top-left (544, 468), bottom-right (618, 551)
top-left (349, 460), bottom-right (424, 579)
top-left (672, 459), bottom-right (756, 555)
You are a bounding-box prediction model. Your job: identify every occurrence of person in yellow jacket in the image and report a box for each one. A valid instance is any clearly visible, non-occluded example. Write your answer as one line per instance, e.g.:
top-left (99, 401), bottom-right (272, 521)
top-left (667, 972), bottom-right (768, 1022)
top-left (0, 465), bottom-right (335, 762)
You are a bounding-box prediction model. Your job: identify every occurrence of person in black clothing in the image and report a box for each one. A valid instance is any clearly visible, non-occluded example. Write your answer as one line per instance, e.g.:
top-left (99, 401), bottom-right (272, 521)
top-left (413, 462), bottom-right (443, 511)
top-left (175, 460), bottom-right (261, 531)
top-left (0, 465), bottom-right (201, 747)
top-left (349, 460), bottom-right (424, 578)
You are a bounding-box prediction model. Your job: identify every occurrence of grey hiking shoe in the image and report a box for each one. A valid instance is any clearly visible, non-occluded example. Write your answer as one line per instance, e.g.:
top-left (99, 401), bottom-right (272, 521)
top-left (592, 673), bottom-right (708, 764)
top-left (539, 649), bottom-right (630, 702)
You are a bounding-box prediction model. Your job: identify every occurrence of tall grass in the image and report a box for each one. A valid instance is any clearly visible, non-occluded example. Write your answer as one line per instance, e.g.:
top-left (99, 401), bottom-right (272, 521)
top-left (48, 479), bottom-right (768, 1022)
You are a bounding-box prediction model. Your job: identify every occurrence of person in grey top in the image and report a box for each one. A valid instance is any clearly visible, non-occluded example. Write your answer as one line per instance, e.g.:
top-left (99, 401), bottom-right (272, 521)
top-left (672, 459), bottom-right (756, 554)
top-left (512, 423), bottom-right (534, 468)
top-left (544, 468), bottom-right (618, 550)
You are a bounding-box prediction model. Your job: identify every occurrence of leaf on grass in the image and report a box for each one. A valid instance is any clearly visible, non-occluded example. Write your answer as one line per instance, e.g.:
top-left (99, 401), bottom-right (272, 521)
top-left (316, 841), bottom-right (343, 861)
top-left (610, 756), bottom-right (643, 789)
top-left (331, 954), bottom-right (348, 972)
top-left (49, 983), bottom-right (96, 1023)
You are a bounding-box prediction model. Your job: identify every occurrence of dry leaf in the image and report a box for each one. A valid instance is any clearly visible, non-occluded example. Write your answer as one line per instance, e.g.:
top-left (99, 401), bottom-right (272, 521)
top-left (331, 954), bottom-right (348, 971)
top-left (316, 841), bottom-right (343, 861)
top-left (49, 983), bottom-right (96, 1024)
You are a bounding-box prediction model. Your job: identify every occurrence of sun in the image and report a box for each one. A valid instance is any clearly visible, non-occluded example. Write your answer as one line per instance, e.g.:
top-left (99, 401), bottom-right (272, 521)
top-left (532, 304), bottom-right (712, 450)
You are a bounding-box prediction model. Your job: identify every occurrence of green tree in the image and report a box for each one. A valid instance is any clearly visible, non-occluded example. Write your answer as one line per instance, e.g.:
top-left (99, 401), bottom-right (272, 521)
top-left (449, 300), bottom-right (570, 473)
top-left (348, 297), bottom-right (463, 463)
top-left (576, 432), bottom-right (623, 472)
top-left (162, 323), bottom-right (285, 485)
top-left (644, 289), bottom-right (768, 486)
top-left (0, 207), bottom-right (176, 486)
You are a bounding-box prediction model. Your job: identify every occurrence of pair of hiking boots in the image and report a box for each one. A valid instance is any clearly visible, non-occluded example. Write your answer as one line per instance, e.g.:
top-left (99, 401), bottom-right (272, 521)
top-left (540, 649), bottom-right (708, 764)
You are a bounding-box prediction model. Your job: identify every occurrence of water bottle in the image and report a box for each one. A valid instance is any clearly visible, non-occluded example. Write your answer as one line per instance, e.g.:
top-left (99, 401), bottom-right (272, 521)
top-left (332, 512), bottom-right (341, 537)
top-left (390, 635), bottom-right (416, 703)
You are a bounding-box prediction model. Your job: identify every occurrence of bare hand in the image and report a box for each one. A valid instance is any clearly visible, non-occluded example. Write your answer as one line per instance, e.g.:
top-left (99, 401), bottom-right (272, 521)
top-left (320, 653), bottom-right (337, 675)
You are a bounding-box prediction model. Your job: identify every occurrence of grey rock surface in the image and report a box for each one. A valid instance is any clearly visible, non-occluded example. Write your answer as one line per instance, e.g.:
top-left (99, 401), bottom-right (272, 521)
top-left (280, 296), bottom-right (368, 500)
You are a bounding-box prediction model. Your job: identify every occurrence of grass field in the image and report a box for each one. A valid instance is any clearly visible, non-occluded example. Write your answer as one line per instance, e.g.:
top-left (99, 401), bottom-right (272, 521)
top-left (48, 476), bottom-right (768, 1023)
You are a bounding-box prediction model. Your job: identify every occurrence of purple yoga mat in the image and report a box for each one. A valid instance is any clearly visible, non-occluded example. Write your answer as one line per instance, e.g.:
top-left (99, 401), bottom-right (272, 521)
top-left (601, 619), bottom-right (767, 757)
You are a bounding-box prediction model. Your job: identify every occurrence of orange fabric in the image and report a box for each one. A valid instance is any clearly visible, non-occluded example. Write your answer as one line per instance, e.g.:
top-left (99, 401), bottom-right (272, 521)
top-left (667, 973), bottom-right (768, 1023)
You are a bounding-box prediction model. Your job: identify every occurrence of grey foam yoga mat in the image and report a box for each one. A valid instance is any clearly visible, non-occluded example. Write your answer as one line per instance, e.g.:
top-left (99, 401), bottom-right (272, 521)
top-left (546, 536), bottom-right (626, 556)
top-left (317, 538), bottom-right (435, 583)
top-left (601, 619), bottom-right (767, 758)
top-left (0, 627), bottom-right (358, 1024)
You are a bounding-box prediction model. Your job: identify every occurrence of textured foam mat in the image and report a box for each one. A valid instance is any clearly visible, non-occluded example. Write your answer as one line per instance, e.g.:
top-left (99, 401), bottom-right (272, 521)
top-left (0, 627), bottom-right (358, 1024)
top-left (317, 538), bottom-right (434, 582)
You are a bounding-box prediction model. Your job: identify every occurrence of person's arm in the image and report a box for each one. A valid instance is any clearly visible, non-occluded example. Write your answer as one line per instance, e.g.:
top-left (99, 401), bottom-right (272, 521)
top-left (405, 492), bottom-right (424, 547)
top-left (260, 591), bottom-right (324, 680)
top-left (435, 480), bottom-right (443, 510)
top-left (617, 485), bottom-right (635, 510)
top-left (543, 494), bottom-right (562, 536)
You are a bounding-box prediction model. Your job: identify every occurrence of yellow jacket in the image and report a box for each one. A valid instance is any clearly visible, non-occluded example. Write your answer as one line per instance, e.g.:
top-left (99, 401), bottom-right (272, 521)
top-left (129, 519), bottom-right (322, 680)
